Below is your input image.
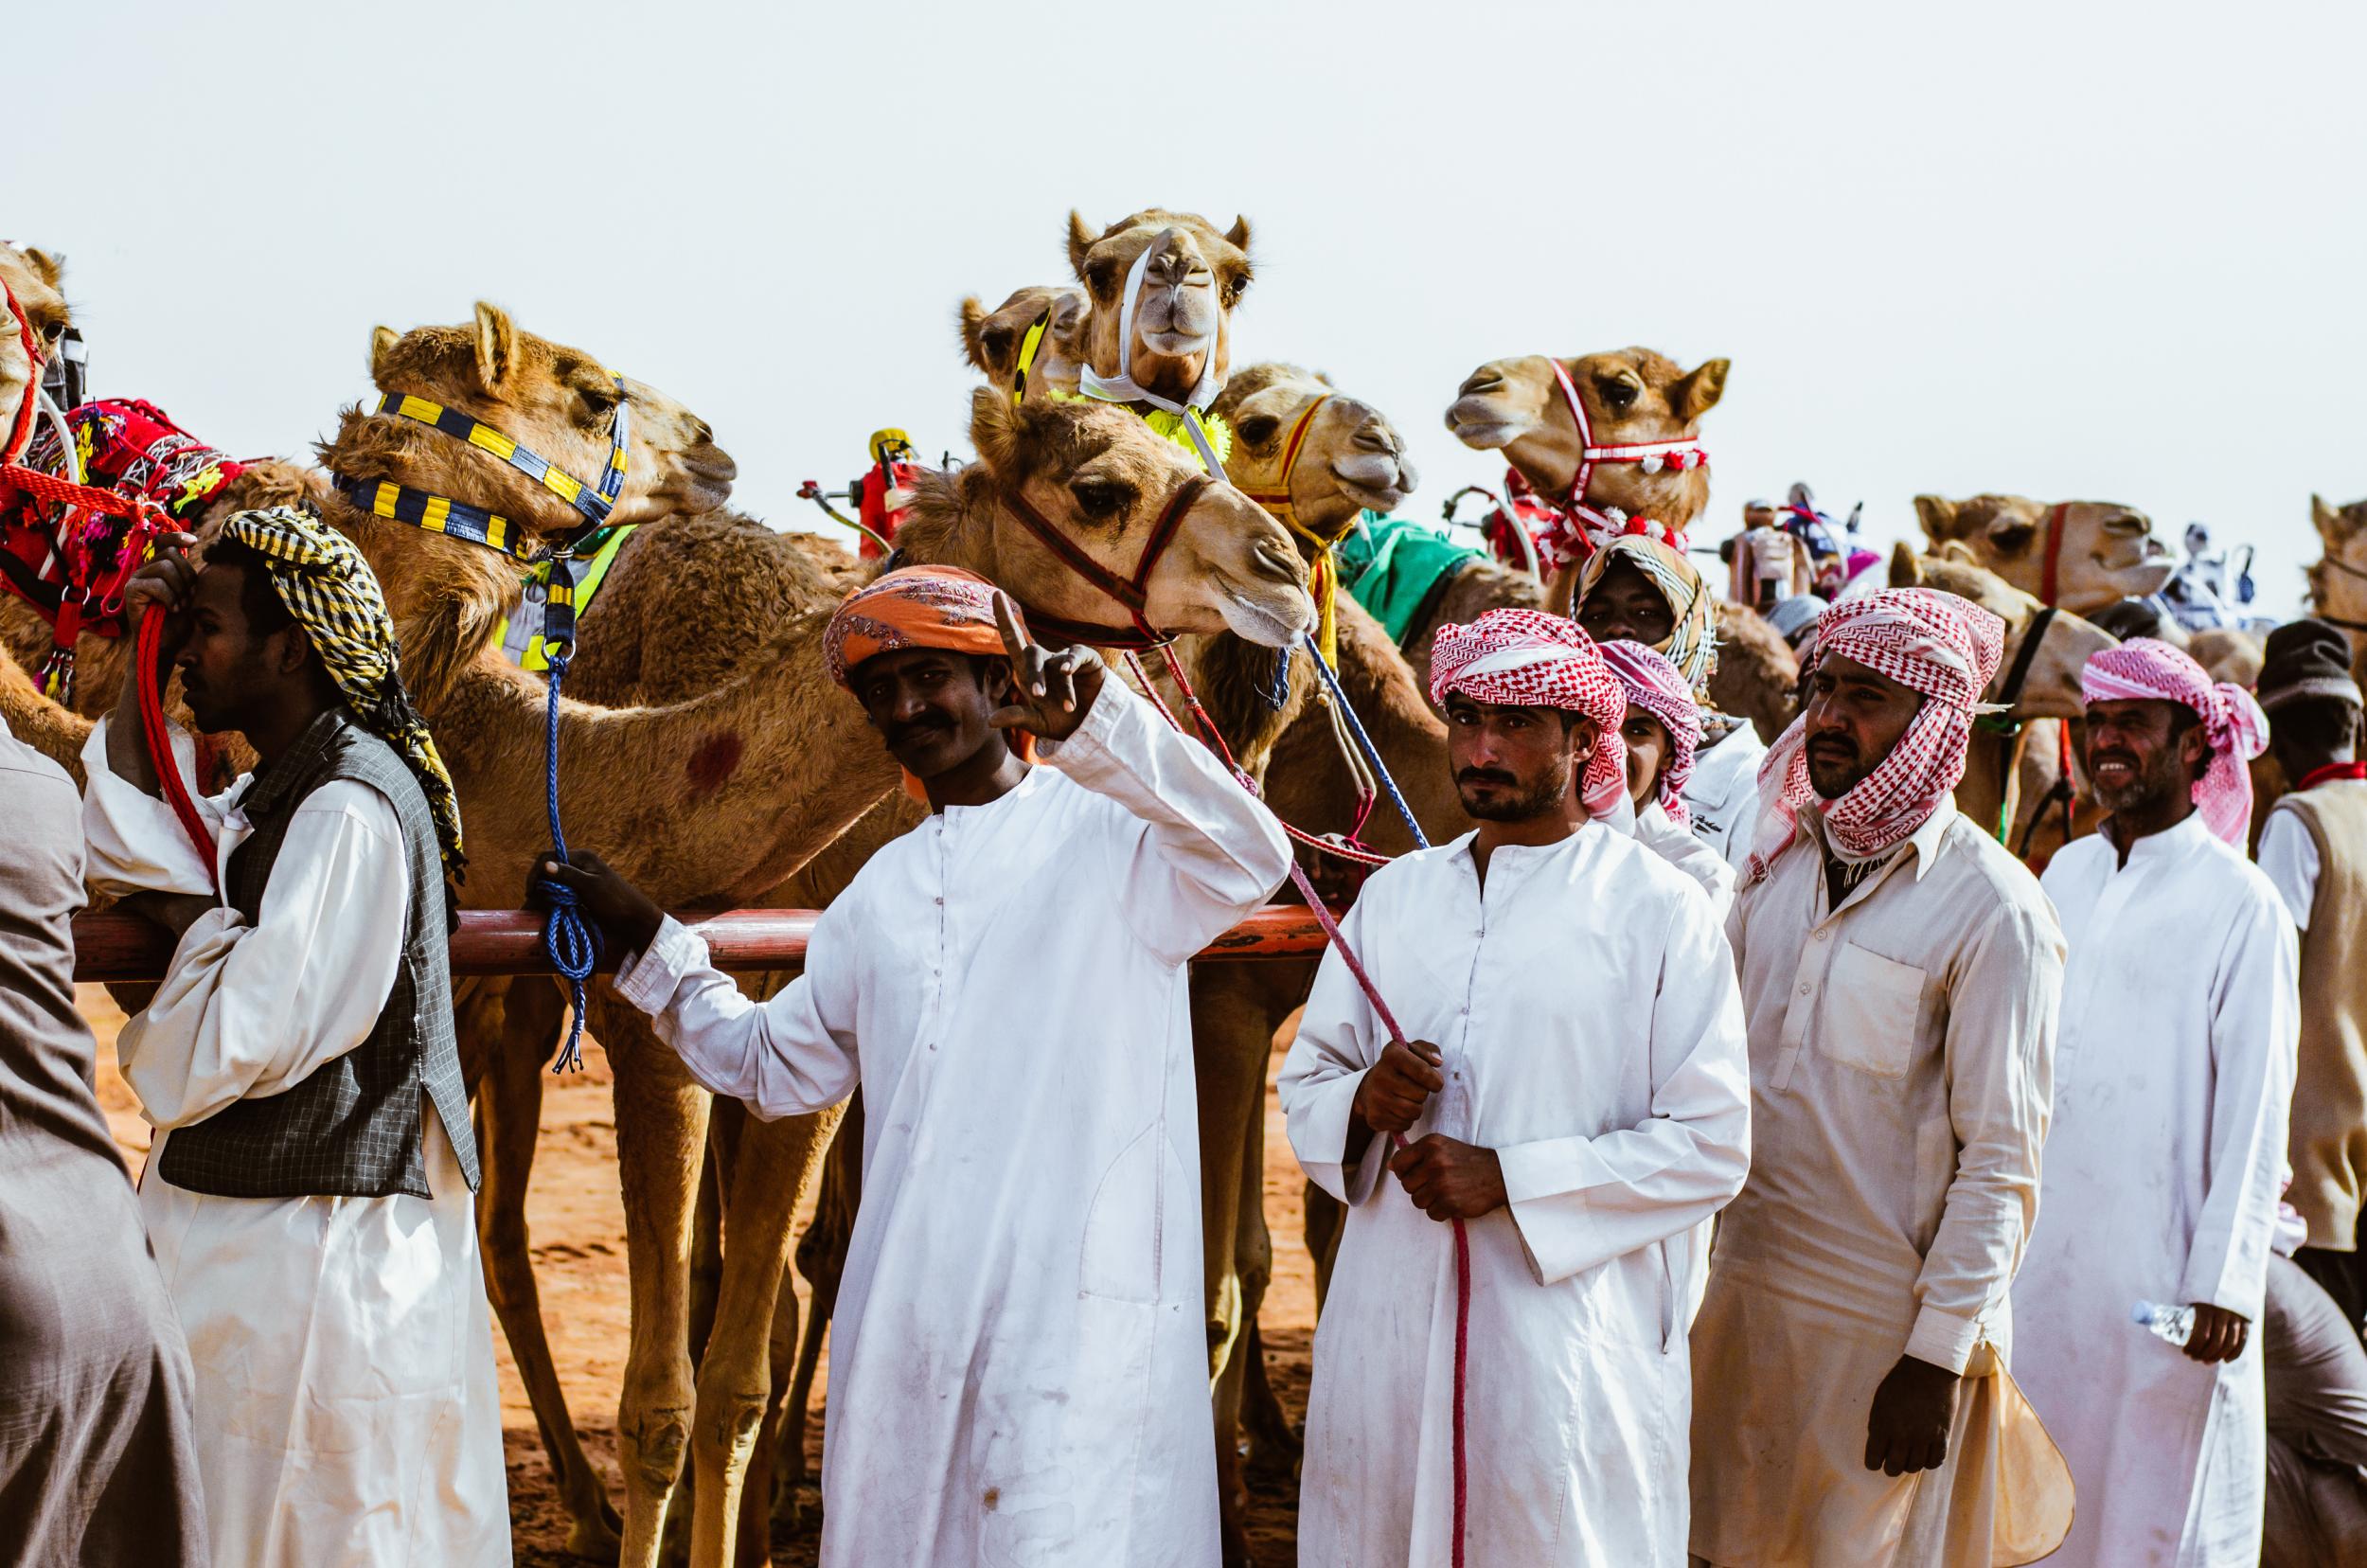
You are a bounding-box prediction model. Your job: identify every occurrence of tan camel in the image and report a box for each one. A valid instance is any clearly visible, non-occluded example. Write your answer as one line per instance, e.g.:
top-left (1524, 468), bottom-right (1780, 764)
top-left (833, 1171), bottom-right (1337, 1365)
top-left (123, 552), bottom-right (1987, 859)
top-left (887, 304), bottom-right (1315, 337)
top-left (1913, 493), bottom-right (2175, 616)
top-left (436, 372), bottom-right (1314, 1566)
top-left (2310, 495), bottom-right (2367, 680)
top-left (1068, 209), bottom-right (1254, 413)
top-left (0, 243), bottom-right (65, 454)
top-left (1435, 346), bottom-right (1795, 737)
top-left (1442, 347), bottom-right (1727, 608)
top-left (1887, 542), bottom-right (2116, 835)
top-left (958, 284), bottom-right (1090, 402)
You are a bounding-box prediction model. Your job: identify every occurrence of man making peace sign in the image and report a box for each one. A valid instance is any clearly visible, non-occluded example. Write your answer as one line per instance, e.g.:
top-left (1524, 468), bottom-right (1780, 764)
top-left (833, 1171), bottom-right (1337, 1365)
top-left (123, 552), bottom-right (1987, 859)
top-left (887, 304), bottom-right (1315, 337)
top-left (548, 564), bottom-right (1291, 1568)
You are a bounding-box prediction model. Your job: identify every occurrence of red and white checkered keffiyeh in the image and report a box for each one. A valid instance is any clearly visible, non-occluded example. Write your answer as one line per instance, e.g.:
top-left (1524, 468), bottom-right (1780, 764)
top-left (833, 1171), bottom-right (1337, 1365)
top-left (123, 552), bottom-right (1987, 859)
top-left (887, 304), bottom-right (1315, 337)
top-left (2080, 637), bottom-right (2269, 846)
top-left (1748, 587), bottom-right (2006, 880)
top-left (1430, 608), bottom-right (1629, 815)
top-left (1601, 638), bottom-right (1703, 827)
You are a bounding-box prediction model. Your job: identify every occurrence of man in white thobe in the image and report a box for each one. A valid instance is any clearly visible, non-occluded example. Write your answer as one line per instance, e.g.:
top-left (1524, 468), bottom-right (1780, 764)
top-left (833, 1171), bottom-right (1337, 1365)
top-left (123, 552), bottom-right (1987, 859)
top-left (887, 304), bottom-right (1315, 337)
top-left (1691, 588), bottom-right (2066, 1568)
top-left (82, 510), bottom-right (507, 1567)
top-left (549, 566), bottom-right (1291, 1568)
top-left (2013, 637), bottom-right (2299, 1565)
top-left (1281, 609), bottom-right (1751, 1566)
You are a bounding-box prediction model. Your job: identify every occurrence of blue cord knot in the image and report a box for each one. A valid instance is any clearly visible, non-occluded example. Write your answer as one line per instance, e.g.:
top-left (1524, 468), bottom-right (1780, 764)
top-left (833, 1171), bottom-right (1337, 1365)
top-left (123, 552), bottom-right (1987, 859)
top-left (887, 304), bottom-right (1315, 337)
top-left (539, 649), bottom-right (600, 1074)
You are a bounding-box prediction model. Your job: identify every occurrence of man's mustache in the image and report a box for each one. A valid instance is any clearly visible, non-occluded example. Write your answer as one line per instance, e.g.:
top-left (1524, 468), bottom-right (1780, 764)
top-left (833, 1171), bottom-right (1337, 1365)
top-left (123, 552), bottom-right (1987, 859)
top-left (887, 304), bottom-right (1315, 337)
top-left (884, 716), bottom-right (954, 749)
top-left (1455, 767), bottom-right (1519, 788)
top-left (1806, 735), bottom-right (1860, 765)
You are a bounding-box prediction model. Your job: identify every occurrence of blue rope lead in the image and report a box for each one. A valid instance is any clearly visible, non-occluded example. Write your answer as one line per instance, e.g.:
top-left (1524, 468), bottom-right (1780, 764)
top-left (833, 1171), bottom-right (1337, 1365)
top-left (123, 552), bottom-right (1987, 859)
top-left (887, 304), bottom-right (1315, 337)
top-left (1301, 630), bottom-right (1429, 850)
top-left (537, 644), bottom-right (599, 1074)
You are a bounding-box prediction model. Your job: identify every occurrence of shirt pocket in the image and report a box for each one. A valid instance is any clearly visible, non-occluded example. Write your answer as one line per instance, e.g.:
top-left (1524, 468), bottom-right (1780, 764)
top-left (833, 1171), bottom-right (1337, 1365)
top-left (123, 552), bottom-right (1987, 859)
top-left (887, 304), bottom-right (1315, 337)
top-left (1820, 944), bottom-right (1928, 1080)
top-left (1077, 1121), bottom-right (1164, 1306)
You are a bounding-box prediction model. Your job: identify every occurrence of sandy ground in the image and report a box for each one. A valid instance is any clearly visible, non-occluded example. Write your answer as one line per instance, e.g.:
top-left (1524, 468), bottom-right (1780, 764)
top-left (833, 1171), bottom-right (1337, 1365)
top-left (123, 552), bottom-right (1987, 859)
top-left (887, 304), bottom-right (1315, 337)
top-left (80, 985), bottom-right (1318, 1567)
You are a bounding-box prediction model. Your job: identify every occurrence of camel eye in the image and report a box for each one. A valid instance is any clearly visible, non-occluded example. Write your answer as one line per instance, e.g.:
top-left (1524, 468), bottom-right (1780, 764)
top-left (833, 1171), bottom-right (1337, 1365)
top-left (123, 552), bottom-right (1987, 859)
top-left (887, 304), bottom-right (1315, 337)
top-left (1084, 258), bottom-right (1123, 300)
top-left (1598, 377), bottom-right (1640, 411)
top-left (578, 379), bottom-right (620, 415)
top-left (1070, 478), bottom-right (1134, 520)
top-left (1236, 416), bottom-right (1280, 447)
top-left (1222, 272), bottom-right (1251, 308)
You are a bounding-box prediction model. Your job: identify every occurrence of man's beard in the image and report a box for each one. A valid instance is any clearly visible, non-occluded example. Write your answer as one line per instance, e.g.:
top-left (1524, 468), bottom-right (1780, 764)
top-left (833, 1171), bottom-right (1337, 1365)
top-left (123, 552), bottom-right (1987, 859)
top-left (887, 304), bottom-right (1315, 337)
top-left (1455, 766), bottom-right (1572, 823)
top-left (2090, 743), bottom-right (2182, 817)
top-left (1805, 736), bottom-right (1875, 800)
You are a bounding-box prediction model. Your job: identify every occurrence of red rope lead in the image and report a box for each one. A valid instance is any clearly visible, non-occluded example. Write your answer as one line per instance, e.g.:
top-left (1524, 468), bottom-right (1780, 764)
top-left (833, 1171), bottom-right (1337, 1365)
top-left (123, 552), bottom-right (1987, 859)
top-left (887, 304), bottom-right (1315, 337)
top-left (1125, 644), bottom-right (1469, 1566)
top-left (134, 611), bottom-right (216, 888)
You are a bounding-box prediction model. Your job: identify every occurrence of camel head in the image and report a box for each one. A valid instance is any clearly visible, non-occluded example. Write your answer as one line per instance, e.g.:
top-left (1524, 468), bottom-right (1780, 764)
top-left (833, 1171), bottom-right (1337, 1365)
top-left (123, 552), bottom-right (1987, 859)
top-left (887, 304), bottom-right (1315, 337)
top-left (958, 285), bottom-right (1090, 402)
top-left (1212, 363), bottom-right (1418, 548)
top-left (328, 302), bottom-right (738, 544)
top-left (1890, 540), bottom-right (2116, 722)
top-left (1445, 347), bottom-right (1728, 533)
top-left (1911, 493), bottom-right (2173, 616)
top-left (898, 389), bottom-right (1311, 648)
top-left (2309, 495), bottom-right (2367, 657)
top-left (0, 244), bottom-right (70, 459)
top-left (1067, 209), bottom-right (1253, 409)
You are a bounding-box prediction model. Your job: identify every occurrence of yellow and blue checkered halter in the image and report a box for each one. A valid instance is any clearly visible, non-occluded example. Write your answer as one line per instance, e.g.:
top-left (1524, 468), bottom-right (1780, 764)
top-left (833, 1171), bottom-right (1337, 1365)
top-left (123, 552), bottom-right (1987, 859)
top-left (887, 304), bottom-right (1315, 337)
top-left (217, 506), bottom-right (467, 880)
top-left (330, 379), bottom-right (630, 561)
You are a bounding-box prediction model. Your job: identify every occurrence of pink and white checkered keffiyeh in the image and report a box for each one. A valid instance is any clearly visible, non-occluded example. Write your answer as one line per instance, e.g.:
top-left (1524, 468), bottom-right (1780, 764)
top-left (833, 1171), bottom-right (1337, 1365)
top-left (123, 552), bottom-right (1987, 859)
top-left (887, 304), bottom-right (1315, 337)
top-left (1600, 638), bottom-right (1703, 827)
top-left (2080, 637), bottom-right (2269, 846)
top-left (1748, 587), bottom-right (2006, 880)
top-left (1430, 608), bottom-right (1629, 815)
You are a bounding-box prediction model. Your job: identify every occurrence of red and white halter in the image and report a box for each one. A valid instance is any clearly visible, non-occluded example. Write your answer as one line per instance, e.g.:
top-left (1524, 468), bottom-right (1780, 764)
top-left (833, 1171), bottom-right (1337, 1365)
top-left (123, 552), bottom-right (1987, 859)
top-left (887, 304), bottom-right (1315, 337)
top-left (1540, 356), bottom-right (1706, 555)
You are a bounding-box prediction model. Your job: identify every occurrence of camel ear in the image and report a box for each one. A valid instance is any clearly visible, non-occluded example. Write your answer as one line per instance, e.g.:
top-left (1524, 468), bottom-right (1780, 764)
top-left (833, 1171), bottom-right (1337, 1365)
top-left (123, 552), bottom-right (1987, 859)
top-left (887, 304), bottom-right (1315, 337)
top-left (21, 248), bottom-right (63, 290)
top-left (1066, 211), bottom-right (1098, 276)
top-left (1913, 494), bottom-right (1956, 541)
top-left (2313, 493), bottom-right (2348, 542)
top-left (1889, 542), bottom-right (1925, 587)
top-left (1671, 358), bottom-right (1729, 422)
top-left (969, 385), bottom-right (1023, 474)
top-left (1224, 216), bottom-right (1253, 254)
top-left (369, 325), bottom-right (400, 382)
top-left (957, 296), bottom-right (994, 374)
top-left (472, 301), bottom-right (517, 392)
top-left (1932, 539), bottom-right (1983, 567)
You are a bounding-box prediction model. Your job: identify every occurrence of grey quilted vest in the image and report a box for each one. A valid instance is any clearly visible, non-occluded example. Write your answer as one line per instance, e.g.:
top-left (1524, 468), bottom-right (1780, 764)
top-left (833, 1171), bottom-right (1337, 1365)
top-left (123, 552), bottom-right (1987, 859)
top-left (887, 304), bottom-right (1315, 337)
top-left (153, 708), bottom-right (480, 1199)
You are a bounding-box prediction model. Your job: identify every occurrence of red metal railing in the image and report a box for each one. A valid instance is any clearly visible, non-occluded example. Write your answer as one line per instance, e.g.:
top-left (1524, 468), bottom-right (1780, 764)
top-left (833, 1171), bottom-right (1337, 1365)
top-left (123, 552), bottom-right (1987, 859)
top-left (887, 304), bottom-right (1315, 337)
top-left (68, 903), bottom-right (1335, 984)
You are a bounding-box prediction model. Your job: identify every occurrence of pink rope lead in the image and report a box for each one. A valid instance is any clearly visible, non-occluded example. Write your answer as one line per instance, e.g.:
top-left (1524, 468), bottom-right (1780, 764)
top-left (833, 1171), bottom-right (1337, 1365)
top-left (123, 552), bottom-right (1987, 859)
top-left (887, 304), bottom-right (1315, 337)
top-left (1121, 645), bottom-right (1472, 1566)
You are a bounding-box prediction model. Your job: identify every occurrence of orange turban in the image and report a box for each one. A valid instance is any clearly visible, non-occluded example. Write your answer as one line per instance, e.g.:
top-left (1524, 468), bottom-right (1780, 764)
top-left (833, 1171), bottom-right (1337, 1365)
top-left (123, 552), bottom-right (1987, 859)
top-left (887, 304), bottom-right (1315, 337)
top-left (823, 564), bottom-right (1025, 688)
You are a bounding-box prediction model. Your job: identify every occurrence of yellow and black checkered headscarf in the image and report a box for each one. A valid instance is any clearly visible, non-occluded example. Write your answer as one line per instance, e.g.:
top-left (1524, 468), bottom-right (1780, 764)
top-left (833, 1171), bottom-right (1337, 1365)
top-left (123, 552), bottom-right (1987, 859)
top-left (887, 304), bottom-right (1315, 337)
top-left (216, 507), bottom-right (466, 880)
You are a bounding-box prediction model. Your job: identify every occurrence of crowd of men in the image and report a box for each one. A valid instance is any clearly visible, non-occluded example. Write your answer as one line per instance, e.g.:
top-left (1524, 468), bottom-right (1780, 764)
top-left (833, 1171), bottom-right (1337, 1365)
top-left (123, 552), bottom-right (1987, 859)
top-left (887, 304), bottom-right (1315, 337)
top-left (3, 503), bottom-right (2365, 1568)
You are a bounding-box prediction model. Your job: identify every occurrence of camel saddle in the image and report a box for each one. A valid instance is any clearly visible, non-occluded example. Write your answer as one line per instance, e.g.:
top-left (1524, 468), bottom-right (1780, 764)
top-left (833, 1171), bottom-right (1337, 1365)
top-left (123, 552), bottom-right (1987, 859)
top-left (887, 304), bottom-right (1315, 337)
top-left (0, 398), bottom-right (247, 699)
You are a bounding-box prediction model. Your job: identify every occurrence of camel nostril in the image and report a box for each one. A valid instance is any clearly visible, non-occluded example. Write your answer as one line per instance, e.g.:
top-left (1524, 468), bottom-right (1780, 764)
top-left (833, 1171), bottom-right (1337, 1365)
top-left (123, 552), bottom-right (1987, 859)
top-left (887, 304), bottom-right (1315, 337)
top-left (1353, 427), bottom-right (1394, 454)
top-left (1460, 374), bottom-right (1502, 398)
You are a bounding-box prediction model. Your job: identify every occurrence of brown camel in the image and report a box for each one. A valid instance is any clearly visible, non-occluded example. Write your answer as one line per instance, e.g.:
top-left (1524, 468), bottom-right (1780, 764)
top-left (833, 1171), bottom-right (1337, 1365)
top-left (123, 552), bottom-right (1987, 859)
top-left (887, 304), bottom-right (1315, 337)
top-left (2310, 495), bottom-right (2367, 681)
top-left (958, 284), bottom-right (1090, 402)
top-left (445, 374), bottom-right (1314, 1568)
top-left (1433, 346), bottom-right (1795, 739)
top-left (1068, 209), bottom-right (1254, 414)
top-left (1887, 542), bottom-right (2116, 837)
top-left (1912, 493), bottom-right (2176, 616)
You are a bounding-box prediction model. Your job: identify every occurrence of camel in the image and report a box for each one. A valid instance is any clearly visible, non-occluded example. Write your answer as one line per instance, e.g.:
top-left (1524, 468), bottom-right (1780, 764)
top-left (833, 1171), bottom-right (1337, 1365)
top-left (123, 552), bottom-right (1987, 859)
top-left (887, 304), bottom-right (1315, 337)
top-left (2310, 495), bottom-right (2367, 682)
top-left (1913, 493), bottom-right (2176, 617)
top-left (1436, 346), bottom-right (1795, 738)
top-left (958, 284), bottom-right (1089, 402)
top-left (1068, 209), bottom-right (1253, 416)
top-left (418, 349), bottom-right (1313, 1566)
top-left (1886, 542), bottom-right (2116, 837)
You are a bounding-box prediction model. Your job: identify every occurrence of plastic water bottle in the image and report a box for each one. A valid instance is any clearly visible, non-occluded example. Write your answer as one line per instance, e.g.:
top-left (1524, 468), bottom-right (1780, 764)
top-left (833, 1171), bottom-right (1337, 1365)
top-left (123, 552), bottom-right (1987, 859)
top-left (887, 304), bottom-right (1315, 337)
top-left (2132, 1299), bottom-right (2195, 1347)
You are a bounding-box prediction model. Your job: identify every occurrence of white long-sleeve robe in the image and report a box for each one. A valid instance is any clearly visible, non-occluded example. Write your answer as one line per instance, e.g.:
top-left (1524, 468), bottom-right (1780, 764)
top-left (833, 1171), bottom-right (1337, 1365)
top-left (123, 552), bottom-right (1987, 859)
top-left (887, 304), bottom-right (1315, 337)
top-left (1682, 720), bottom-right (1764, 870)
top-left (1635, 798), bottom-right (1736, 914)
top-left (79, 719), bottom-right (507, 1568)
top-left (1691, 802), bottom-right (2063, 1568)
top-left (614, 682), bottom-right (1290, 1568)
top-left (2014, 811), bottom-right (2300, 1566)
top-left (1279, 824), bottom-right (1751, 1566)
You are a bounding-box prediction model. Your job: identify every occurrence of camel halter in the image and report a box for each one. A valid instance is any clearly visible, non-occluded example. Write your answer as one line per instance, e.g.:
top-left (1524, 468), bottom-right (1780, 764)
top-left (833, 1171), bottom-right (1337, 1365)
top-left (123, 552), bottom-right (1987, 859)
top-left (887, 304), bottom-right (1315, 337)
top-left (330, 382), bottom-right (631, 563)
top-left (2314, 547), bottom-right (2367, 633)
top-left (1541, 357), bottom-right (1707, 551)
top-left (1009, 308), bottom-right (1054, 405)
top-left (1077, 243), bottom-right (1230, 474)
top-left (325, 378), bottom-right (633, 1073)
top-left (997, 472), bottom-right (1208, 649)
top-left (1237, 393), bottom-right (1357, 668)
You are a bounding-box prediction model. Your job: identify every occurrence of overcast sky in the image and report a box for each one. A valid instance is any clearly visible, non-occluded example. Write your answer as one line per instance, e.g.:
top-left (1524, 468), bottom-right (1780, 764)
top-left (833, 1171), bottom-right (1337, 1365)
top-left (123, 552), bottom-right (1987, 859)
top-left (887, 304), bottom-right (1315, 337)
top-left (11, 0), bottom-right (2360, 617)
